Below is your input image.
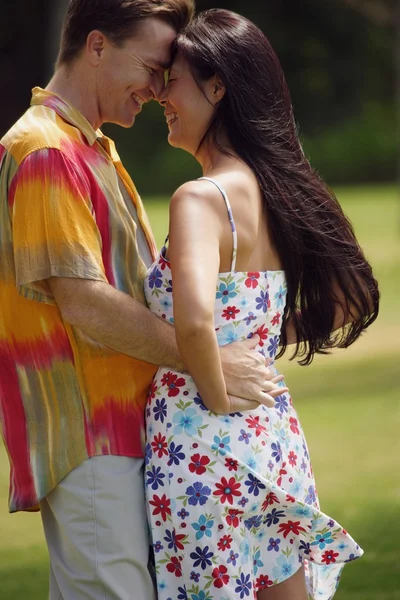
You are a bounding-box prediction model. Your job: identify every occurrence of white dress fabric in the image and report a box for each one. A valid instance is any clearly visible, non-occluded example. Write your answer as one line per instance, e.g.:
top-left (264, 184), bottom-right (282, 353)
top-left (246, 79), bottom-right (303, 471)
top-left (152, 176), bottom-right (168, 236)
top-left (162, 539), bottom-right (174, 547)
top-left (144, 177), bottom-right (362, 600)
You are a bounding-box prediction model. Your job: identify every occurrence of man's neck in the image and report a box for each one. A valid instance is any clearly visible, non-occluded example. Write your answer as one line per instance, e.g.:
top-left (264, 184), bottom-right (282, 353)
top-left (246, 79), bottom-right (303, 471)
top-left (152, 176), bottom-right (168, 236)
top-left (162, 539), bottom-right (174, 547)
top-left (46, 65), bottom-right (102, 131)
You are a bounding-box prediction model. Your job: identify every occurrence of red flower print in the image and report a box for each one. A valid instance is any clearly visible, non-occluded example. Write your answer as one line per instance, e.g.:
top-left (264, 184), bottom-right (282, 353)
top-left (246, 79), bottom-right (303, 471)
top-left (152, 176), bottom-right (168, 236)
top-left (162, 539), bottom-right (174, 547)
top-left (166, 556), bottom-right (182, 577)
top-left (245, 415), bottom-right (267, 437)
top-left (149, 494), bottom-right (171, 522)
top-left (277, 520), bottom-right (307, 539)
top-left (212, 565), bottom-right (230, 588)
top-left (189, 453), bottom-right (211, 475)
top-left (255, 574), bottom-right (273, 590)
top-left (160, 371), bottom-right (186, 397)
top-left (271, 312), bottom-right (281, 326)
top-left (225, 457), bottom-right (239, 472)
top-left (277, 461), bottom-right (287, 487)
top-left (288, 451), bottom-right (297, 466)
top-left (159, 255), bottom-right (169, 271)
top-left (214, 476), bottom-right (242, 505)
top-left (222, 306), bottom-right (240, 320)
top-left (217, 535), bottom-right (233, 552)
top-left (322, 550), bottom-right (339, 565)
top-left (256, 324), bottom-right (269, 347)
top-left (245, 272), bottom-right (260, 289)
top-left (148, 381), bottom-right (158, 401)
top-left (261, 492), bottom-right (280, 511)
top-left (286, 494), bottom-right (296, 503)
top-left (289, 417), bottom-right (300, 435)
top-left (225, 508), bottom-right (243, 528)
top-left (151, 433), bottom-right (168, 458)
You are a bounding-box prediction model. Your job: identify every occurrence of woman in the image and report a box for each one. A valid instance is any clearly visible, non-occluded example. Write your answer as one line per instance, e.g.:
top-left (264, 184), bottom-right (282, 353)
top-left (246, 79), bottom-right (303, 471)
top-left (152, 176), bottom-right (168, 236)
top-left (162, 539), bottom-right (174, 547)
top-left (144, 9), bottom-right (379, 600)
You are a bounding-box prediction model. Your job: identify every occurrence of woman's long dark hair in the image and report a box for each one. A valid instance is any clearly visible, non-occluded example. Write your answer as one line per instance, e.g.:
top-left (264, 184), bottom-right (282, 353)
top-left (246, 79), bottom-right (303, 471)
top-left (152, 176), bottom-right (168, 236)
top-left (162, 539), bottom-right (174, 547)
top-left (173, 8), bottom-right (379, 365)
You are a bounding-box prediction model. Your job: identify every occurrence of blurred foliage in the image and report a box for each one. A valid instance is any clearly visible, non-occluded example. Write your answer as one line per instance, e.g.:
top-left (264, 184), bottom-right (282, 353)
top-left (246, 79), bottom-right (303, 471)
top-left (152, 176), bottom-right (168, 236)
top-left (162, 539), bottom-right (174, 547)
top-left (0, 0), bottom-right (397, 193)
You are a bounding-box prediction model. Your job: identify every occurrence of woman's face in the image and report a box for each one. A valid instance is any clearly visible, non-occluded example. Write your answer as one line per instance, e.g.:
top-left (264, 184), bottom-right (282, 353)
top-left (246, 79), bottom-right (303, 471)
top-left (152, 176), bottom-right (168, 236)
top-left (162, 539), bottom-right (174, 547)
top-left (160, 53), bottom-right (221, 155)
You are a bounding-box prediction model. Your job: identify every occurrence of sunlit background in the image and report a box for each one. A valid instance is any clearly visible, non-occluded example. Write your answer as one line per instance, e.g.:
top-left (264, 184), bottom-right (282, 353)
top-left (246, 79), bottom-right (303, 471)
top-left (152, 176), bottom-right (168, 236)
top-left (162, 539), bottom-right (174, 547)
top-left (0, 1), bottom-right (399, 598)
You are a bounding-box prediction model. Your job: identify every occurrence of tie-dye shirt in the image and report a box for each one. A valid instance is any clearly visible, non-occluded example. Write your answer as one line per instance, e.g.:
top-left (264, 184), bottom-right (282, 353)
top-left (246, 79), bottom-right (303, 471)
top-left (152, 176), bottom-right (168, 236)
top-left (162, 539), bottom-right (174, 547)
top-left (0, 87), bottom-right (158, 512)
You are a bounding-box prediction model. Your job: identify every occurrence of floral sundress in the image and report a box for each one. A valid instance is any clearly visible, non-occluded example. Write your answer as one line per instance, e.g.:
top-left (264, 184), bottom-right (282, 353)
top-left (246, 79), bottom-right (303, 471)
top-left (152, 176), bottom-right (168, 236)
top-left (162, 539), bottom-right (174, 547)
top-left (144, 177), bottom-right (362, 600)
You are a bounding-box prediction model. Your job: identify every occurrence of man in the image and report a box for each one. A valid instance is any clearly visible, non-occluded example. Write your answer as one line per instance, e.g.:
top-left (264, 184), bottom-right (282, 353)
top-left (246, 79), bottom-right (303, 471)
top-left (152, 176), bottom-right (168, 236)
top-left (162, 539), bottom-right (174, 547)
top-left (0, 1), bottom-right (283, 598)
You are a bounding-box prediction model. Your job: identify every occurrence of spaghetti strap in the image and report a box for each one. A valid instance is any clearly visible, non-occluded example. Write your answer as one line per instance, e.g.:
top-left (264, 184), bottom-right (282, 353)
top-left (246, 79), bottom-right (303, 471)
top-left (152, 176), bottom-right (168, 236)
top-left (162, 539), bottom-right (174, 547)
top-left (198, 177), bottom-right (238, 272)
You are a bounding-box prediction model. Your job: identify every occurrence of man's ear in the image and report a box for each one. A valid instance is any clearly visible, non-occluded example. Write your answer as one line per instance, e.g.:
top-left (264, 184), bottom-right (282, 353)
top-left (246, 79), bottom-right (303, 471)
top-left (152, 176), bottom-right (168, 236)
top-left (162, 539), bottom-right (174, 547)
top-left (86, 30), bottom-right (106, 66)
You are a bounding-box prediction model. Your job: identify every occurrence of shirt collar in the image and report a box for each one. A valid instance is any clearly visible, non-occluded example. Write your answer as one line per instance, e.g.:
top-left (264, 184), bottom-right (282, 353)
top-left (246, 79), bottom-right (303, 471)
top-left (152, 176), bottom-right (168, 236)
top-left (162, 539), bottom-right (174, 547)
top-left (31, 87), bottom-right (103, 147)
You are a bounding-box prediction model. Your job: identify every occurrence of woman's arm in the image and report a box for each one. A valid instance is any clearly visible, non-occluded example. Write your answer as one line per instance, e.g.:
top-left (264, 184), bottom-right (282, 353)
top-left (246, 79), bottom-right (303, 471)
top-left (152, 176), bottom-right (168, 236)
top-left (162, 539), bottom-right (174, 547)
top-left (169, 182), bottom-right (232, 414)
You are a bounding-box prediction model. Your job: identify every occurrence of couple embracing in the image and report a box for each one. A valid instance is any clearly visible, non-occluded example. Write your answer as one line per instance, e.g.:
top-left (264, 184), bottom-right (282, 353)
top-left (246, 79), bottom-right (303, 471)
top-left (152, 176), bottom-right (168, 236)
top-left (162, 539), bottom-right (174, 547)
top-left (0, 1), bottom-right (378, 599)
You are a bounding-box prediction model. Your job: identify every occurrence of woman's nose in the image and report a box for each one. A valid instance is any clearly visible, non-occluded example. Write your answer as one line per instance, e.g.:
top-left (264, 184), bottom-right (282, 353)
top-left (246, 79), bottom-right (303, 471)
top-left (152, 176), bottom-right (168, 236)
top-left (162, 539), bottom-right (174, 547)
top-left (156, 84), bottom-right (168, 106)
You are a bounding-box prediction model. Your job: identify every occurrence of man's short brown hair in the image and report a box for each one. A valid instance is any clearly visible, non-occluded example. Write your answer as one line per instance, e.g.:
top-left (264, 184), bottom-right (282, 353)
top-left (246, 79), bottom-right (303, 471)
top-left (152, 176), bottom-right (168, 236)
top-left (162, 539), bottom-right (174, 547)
top-left (58, 0), bottom-right (195, 66)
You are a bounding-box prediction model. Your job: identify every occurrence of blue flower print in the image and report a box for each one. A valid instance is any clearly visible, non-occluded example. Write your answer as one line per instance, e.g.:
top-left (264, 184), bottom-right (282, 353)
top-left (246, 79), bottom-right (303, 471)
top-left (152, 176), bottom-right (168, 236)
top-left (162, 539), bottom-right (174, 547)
top-left (193, 392), bottom-right (208, 411)
top-left (294, 504), bottom-right (312, 518)
top-left (177, 508), bottom-right (189, 520)
top-left (252, 549), bottom-right (264, 575)
top-left (311, 532), bottom-right (334, 550)
top-left (227, 550), bottom-right (239, 566)
top-left (274, 285), bottom-right (286, 307)
top-left (148, 267), bottom-right (162, 289)
top-left (153, 397), bottom-right (167, 423)
top-left (244, 473), bottom-right (266, 496)
top-left (274, 395), bottom-right (289, 414)
top-left (267, 537), bottom-right (281, 552)
top-left (186, 482), bottom-right (212, 507)
top-left (177, 586), bottom-right (188, 600)
top-left (239, 539), bottom-right (250, 564)
top-left (245, 311), bottom-right (257, 326)
top-left (244, 515), bottom-right (262, 530)
top-left (264, 509), bottom-right (286, 527)
top-left (216, 281), bottom-right (237, 305)
top-left (192, 515), bottom-right (214, 540)
top-left (238, 496), bottom-right (249, 508)
top-left (305, 484), bottom-right (317, 505)
top-left (217, 323), bottom-right (246, 346)
top-left (303, 441), bottom-right (310, 460)
top-left (267, 335), bottom-right (280, 357)
top-left (168, 442), bottom-right (185, 466)
top-left (164, 529), bottom-right (181, 552)
top-left (145, 442), bottom-right (152, 466)
top-left (271, 442), bottom-right (282, 463)
top-left (146, 465), bottom-right (165, 490)
top-left (235, 572), bottom-right (252, 598)
top-left (299, 540), bottom-right (311, 555)
top-left (255, 290), bottom-right (269, 313)
top-left (191, 591), bottom-right (213, 600)
top-left (190, 545), bottom-right (214, 570)
top-left (211, 434), bottom-right (231, 456)
top-left (153, 540), bottom-right (164, 553)
top-left (160, 296), bottom-right (172, 311)
top-left (238, 429), bottom-right (252, 445)
top-left (272, 553), bottom-right (297, 581)
top-left (166, 279), bottom-right (173, 293)
top-left (172, 408), bottom-right (203, 436)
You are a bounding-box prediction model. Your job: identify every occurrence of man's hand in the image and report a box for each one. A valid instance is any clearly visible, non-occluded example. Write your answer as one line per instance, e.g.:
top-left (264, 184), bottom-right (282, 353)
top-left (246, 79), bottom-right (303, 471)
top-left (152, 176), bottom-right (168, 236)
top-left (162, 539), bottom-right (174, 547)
top-left (219, 335), bottom-right (289, 409)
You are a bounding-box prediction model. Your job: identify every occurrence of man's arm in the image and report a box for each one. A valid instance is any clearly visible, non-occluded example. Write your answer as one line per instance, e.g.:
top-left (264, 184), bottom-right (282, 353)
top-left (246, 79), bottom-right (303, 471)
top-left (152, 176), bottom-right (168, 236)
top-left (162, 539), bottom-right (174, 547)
top-left (48, 276), bottom-right (184, 370)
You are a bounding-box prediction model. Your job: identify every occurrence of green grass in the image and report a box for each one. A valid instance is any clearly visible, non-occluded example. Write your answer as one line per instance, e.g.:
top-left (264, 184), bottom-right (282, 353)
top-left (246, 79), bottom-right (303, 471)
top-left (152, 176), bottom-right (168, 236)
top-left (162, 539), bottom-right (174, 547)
top-left (1, 183), bottom-right (399, 599)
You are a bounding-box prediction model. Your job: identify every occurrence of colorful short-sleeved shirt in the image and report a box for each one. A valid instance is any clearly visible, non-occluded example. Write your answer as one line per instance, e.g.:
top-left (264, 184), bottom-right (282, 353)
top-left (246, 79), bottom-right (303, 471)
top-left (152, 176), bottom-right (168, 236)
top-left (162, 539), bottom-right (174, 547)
top-left (0, 87), bottom-right (159, 512)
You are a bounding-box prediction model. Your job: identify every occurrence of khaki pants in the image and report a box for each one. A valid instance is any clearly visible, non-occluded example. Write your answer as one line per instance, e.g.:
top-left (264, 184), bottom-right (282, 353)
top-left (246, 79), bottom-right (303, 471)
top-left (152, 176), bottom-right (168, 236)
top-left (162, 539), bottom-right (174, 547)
top-left (40, 456), bottom-right (156, 600)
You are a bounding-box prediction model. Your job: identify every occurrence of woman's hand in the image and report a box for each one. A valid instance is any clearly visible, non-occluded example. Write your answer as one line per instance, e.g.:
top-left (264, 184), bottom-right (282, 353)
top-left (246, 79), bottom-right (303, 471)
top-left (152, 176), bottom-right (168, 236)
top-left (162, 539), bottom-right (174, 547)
top-left (219, 335), bottom-right (288, 407)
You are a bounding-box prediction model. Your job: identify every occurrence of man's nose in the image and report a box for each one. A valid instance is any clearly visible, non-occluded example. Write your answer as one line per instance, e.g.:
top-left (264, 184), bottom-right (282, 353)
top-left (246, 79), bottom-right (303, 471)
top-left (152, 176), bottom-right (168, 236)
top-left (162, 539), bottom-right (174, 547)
top-left (151, 74), bottom-right (168, 104)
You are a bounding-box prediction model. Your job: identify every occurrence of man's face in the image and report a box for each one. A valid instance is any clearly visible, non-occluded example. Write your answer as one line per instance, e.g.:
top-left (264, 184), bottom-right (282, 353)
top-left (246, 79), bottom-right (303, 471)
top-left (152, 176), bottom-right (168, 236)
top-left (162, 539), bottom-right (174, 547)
top-left (95, 18), bottom-right (176, 128)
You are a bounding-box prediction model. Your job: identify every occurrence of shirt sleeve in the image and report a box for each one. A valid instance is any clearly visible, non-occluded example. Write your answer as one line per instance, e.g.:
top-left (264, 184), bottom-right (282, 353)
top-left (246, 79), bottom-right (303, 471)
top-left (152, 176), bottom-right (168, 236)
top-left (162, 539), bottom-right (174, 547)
top-left (9, 147), bottom-right (108, 304)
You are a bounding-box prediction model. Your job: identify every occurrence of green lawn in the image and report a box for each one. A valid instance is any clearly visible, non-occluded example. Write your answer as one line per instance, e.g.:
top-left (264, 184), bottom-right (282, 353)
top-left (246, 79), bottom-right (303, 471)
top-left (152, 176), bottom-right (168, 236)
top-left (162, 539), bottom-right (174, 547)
top-left (1, 184), bottom-right (399, 599)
